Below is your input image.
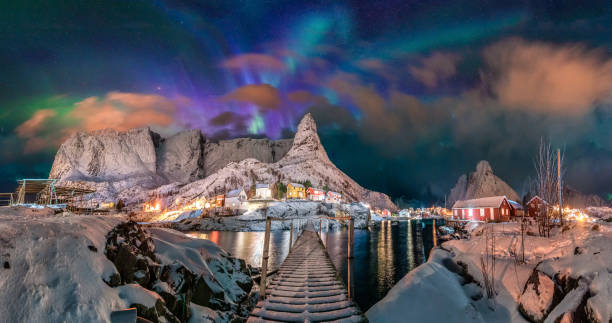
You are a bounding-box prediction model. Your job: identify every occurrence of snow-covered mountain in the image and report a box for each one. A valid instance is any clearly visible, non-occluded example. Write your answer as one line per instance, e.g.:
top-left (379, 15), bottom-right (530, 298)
top-left (448, 160), bottom-right (520, 206)
top-left (50, 114), bottom-right (397, 211)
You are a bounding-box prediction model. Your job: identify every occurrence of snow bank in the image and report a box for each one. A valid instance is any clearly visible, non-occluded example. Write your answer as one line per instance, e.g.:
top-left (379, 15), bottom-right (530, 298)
top-left (368, 221), bottom-right (612, 322)
top-left (0, 208), bottom-right (126, 322)
top-left (366, 249), bottom-right (484, 322)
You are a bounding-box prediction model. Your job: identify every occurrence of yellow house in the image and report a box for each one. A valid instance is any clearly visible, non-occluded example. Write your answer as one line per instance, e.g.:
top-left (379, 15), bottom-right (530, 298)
top-left (287, 183), bottom-right (306, 199)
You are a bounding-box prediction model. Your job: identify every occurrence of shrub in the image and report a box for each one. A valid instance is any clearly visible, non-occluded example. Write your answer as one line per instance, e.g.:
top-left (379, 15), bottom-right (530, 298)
top-left (591, 224), bottom-right (600, 231)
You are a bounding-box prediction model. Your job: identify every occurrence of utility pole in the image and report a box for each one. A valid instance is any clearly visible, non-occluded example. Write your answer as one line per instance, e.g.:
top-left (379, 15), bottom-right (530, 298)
top-left (557, 149), bottom-right (563, 226)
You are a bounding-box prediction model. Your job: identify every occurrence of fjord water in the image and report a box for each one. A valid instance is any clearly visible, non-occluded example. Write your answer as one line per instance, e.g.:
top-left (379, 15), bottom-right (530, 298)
top-left (187, 219), bottom-right (443, 311)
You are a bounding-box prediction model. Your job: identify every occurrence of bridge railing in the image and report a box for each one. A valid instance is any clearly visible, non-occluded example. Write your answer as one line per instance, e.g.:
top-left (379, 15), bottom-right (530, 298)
top-left (259, 215), bottom-right (355, 300)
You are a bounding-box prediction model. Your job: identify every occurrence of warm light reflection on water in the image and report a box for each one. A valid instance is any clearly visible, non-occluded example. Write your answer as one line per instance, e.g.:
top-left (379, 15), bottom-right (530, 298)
top-left (187, 219), bottom-right (443, 311)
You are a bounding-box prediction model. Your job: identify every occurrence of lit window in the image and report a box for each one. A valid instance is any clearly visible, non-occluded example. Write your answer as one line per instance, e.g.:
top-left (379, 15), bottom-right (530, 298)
top-left (468, 209), bottom-right (473, 217)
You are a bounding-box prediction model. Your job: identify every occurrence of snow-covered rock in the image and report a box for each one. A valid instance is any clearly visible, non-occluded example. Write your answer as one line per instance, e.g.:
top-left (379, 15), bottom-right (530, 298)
top-left (448, 160), bottom-right (520, 206)
top-left (366, 248), bottom-right (485, 322)
top-left (157, 129), bottom-right (205, 183)
top-left (519, 270), bottom-right (561, 322)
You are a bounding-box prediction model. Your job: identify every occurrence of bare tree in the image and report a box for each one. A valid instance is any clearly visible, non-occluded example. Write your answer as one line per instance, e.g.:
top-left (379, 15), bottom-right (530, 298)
top-left (533, 138), bottom-right (565, 237)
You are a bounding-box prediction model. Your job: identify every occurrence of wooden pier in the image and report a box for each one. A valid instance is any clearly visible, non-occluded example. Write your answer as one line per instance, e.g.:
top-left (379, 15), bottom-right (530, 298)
top-left (248, 221), bottom-right (366, 322)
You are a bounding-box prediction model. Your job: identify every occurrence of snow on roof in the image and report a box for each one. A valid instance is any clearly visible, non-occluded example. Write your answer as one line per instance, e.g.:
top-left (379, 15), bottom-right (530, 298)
top-left (308, 187), bottom-right (324, 192)
top-left (289, 183), bottom-right (304, 188)
top-left (256, 183), bottom-right (270, 189)
top-left (507, 199), bottom-right (523, 210)
top-left (226, 189), bottom-right (244, 197)
top-left (452, 196), bottom-right (507, 209)
top-left (526, 195), bottom-right (549, 205)
top-left (327, 191), bottom-right (341, 196)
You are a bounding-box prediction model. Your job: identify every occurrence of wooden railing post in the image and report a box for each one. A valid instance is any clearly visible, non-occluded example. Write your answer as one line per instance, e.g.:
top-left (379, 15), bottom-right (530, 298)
top-left (319, 218), bottom-right (322, 238)
top-left (289, 221), bottom-right (293, 250)
top-left (347, 218), bottom-right (354, 259)
top-left (260, 217), bottom-right (272, 300)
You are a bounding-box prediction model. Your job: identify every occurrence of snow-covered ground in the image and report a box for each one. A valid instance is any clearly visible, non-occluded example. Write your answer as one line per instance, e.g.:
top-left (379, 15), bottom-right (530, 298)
top-left (0, 206), bottom-right (256, 322)
top-left (367, 220), bottom-right (612, 322)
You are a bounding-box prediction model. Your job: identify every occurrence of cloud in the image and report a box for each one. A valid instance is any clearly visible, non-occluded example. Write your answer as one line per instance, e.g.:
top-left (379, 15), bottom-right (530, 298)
top-left (483, 37), bottom-right (612, 113)
top-left (221, 84), bottom-right (282, 110)
top-left (409, 52), bottom-right (460, 88)
top-left (287, 90), bottom-right (329, 106)
top-left (15, 109), bottom-right (57, 138)
top-left (222, 53), bottom-right (286, 72)
top-left (15, 92), bottom-right (186, 153)
top-left (69, 92), bottom-right (182, 132)
top-left (208, 111), bottom-right (249, 132)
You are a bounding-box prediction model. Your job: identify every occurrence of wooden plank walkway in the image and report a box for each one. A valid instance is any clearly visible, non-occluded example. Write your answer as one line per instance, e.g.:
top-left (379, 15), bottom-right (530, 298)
top-left (248, 224), bottom-right (366, 322)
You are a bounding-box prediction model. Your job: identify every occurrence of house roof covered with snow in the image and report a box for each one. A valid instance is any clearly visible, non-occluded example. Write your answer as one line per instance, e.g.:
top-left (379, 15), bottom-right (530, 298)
top-left (327, 191), bottom-right (341, 196)
top-left (527, 195), bottom-right (548, 206)
top-left (289, 183), bottom-right (304, 188)
top-left (256, 183), bottom-right (270, 189)
top-left (226, 189), bottom-right (245, 198)
top-left (452, 196), bottom-right (507, 209)
top-left (507, 199), bottom-right (523, 210)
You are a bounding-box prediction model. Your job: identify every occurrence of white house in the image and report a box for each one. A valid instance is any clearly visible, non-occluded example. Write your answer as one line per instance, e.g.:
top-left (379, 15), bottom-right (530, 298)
top-left (326, 191), bottom-right (342, 204)
top-left (255, 183), bottom-right (272, 199)
top-left (225, 189), bottom-right (247, 210)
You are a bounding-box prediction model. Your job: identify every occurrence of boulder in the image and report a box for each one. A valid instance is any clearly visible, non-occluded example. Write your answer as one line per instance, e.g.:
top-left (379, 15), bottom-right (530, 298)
top-left (519, 270), bottom-right (563, 322)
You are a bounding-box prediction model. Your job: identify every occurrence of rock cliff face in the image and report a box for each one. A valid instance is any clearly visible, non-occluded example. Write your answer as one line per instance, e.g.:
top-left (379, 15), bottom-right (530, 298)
top-left (49, 113), bottom-right (396, 211)
top-left (448, 160), bottom-right (520, 206)
top-left (203, 138), bottom-right (291, 176)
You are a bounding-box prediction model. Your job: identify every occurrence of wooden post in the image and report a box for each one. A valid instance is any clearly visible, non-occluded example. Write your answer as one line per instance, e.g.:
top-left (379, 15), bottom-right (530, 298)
top-left (289, 221), bottom-right (293, 250)
top-left (347, 218), bottom-right (354, 259)
top-left (557, 149), bottom-right (563, 225)
top-left (260, 217), bottom-right (272, 300)
top-left (319, 218), bottom-right (322, 238)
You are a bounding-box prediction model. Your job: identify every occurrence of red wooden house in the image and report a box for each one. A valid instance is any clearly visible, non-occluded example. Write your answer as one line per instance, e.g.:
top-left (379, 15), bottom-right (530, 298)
top-left (307, 187), bottom-right (325, 201)
top-left (526, 195), bottom-right (548, 217)
top-left (215, 194), bottom-right (225, 208)
top-left (452, 196), bottom-right (512, 222)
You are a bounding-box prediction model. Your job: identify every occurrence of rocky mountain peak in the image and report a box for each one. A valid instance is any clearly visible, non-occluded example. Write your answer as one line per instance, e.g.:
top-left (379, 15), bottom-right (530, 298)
top-left (284, 113), bottom-right (331, 163)
top-left (448, 160), bottom-right (519, 206)
top-left (475, 160), bottom-right (492, 174)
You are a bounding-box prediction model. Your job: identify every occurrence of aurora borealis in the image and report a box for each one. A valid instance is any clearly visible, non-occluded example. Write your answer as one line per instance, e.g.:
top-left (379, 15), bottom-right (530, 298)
top-left (2, 0), bottom-right (612, 203)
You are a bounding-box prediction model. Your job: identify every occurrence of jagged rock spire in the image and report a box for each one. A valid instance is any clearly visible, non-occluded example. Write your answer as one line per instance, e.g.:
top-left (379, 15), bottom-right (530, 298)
top-left (283, 113), bottom-right (331, 163)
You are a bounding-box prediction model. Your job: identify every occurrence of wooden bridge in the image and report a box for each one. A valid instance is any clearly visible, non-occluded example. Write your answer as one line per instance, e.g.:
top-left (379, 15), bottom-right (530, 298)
top-left (248, 219), bottom-right (366, 322)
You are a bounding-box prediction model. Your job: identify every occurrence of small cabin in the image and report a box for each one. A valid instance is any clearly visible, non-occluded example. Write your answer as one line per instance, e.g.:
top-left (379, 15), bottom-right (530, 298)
top-left (225, 189), bottom-right (247, 209)
top-left (381, 209), bottom-right (391, 217)
top-left (255, 183), bottom-right (272, 199)
top-left (326, 191), bottom-right (342, 204)
top-left (507, 199), bottom-right (525, 217)
top-left (452, 196), bottom-right (512, 222)
top-left (307, 187), bottom-right (325, 201)
top-left (526, 195), bottom-right (548, 218)
top-left (287, 183), bottom-right (306, 199)
top-left (215, 194), bottom-right (225, 208)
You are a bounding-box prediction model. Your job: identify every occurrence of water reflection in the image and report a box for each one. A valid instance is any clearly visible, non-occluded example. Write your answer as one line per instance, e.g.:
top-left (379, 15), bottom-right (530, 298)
top-left (187, 219), bottom-right (443, 311)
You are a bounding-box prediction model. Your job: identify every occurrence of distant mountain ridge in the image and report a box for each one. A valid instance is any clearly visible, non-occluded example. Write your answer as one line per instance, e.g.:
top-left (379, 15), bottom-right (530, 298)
top-left (448, 160), bottom-right (520, 206)
top-left (49, 114), bottom-right (397, 211)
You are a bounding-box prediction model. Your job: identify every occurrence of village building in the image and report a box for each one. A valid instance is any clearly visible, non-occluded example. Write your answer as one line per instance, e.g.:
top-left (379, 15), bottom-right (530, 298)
top-left (225, 189), bottom-right (247, 209)
top-left (507, 199), bottom-right (525, 217)
top-left (452, 196), bottom-right (512, 222)
top-left (307, 187), bottom-right (325, 201)
top-left (326, 191), bottom-right (342, 204)
top-left (215, 194), bottom-right (225, 208)
top-left (287, 183), bottom-right (306, 199)
top-left (381, 209), bottom-right (391, 217)
top-left (255, 183), bottom-right (272, 200)
top-left (526, 195), bottom-right (549, 218)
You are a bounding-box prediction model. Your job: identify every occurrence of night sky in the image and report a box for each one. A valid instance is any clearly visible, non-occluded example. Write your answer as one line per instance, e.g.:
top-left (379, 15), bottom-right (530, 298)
top-left (2, 0), bottom-right (612, 204)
